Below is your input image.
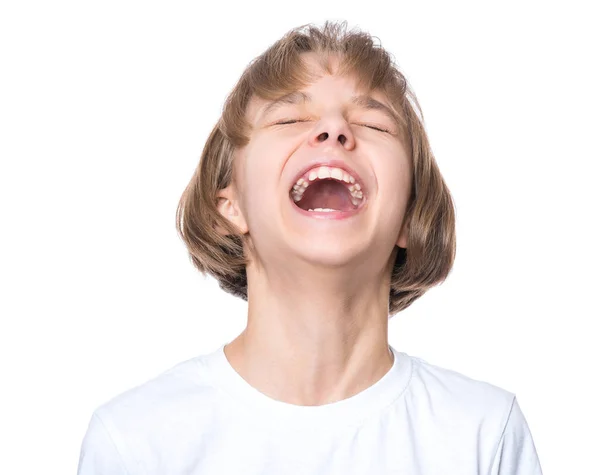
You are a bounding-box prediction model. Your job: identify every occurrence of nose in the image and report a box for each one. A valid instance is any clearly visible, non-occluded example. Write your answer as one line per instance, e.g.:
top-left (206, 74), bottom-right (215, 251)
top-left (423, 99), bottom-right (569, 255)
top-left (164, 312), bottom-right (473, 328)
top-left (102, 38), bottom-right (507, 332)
top-left (308, 116), bottom-right (356, 150)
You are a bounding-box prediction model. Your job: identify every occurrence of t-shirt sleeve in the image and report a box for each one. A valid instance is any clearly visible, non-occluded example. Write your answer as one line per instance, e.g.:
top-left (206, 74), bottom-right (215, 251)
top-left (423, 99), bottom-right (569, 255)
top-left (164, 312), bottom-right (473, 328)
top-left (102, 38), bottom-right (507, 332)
top-left (77, 412), bottom-right (129, 475)
top-left (490, 396), bottom-right (543, 475)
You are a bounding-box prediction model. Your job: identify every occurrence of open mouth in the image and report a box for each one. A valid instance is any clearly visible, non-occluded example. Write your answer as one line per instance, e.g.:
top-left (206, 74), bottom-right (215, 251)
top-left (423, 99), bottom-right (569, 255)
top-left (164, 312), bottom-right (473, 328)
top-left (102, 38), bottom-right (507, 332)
top-left (289, 166), bottom-right (366, 215)
top-left (291, 178), bottom-right (361, 212)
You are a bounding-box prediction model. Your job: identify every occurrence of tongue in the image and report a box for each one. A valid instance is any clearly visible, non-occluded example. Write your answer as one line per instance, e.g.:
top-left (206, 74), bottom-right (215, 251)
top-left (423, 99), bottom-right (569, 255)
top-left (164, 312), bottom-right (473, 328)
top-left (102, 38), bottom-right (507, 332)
top-left (298, 179), bottom-right (355, 211)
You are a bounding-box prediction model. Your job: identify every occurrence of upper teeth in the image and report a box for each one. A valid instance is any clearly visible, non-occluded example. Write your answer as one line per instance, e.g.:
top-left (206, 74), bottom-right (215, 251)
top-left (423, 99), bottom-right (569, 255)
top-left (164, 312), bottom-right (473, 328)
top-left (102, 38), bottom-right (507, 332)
top-left (290, 166), bottom-right (364, 206)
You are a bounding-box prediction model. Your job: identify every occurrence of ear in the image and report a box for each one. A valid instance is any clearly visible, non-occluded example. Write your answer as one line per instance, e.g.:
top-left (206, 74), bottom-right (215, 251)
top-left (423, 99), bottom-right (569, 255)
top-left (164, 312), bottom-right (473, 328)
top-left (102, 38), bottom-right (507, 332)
top-left (215, 184), bottom-right (249, 235)
top-left (396, 216), bottom-right (409, 249)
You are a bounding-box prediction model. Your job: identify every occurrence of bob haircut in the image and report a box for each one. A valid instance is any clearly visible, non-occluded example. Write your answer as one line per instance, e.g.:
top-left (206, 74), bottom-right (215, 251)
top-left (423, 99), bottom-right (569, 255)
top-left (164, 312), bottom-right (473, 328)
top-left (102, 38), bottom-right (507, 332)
top-left (176, 20), bottom-right (456, 316)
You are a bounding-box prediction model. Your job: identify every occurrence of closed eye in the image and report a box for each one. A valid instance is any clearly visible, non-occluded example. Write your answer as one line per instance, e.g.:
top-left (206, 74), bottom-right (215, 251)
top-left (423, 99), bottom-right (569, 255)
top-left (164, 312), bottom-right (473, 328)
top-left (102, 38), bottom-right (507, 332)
top-left (360, 124), bottom-right (391, 133)
top-left (274, 119), bottom-right (310, 125)
top-left (274, 119), bottom-right (391, 134)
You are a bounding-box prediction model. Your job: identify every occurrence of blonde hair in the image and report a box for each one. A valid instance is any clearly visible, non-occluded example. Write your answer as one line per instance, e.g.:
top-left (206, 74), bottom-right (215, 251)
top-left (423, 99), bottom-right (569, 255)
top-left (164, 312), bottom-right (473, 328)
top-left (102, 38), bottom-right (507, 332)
top-left (176, 20), bottom-right (456, 316)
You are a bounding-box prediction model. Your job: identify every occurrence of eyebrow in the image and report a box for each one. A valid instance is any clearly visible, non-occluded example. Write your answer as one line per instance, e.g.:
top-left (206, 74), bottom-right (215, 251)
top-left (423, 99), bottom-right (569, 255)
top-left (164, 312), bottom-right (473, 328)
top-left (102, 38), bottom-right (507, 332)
top-left (260, 91), bottom-right (311, 118)
top-left (259, 91), bottom-right (398, 124)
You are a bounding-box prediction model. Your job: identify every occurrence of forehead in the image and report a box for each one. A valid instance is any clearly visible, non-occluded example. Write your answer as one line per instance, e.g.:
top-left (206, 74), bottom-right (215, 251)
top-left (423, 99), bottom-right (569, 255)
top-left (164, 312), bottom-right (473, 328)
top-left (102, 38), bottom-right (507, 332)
top-left (249, 51), bottom-right (393, 118)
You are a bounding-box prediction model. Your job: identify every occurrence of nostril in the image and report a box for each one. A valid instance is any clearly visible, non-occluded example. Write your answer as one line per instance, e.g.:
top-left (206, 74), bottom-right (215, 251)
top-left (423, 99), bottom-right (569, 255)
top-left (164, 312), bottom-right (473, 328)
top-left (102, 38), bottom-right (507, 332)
top-left (317, 132), bottom-right (328, 142)
top-left (339, 135), bottom-right (346, 146)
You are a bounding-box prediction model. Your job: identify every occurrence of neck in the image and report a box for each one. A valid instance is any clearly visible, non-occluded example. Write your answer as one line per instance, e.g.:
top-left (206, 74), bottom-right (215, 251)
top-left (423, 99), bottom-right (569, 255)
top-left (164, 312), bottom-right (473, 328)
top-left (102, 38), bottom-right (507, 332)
top-left (224, 259), bottom-right (395, 406)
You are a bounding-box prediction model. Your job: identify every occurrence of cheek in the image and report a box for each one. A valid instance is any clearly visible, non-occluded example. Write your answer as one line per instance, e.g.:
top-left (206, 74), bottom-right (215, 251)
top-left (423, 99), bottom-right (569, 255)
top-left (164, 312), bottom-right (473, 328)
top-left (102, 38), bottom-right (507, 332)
top-left (252, 131), bottom-right (292, 161)
top-left (241, 142), bottom-right (288, 212)
top-left (376, 157), bottom-right (412, 206)
top-left (247, 133), bottom-right (298, 183)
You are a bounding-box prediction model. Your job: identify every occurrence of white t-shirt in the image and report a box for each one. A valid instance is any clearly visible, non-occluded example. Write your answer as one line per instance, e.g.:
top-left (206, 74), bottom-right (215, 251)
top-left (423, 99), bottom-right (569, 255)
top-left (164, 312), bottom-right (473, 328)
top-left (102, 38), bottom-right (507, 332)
top-left (77, 343), bottom-right (543, 474)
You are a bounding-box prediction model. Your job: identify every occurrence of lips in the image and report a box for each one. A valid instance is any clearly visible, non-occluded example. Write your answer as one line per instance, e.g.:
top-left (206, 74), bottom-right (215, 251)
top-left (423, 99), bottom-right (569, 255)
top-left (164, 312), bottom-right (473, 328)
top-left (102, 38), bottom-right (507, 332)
top-left (289, 198), bottom-right (367, 220)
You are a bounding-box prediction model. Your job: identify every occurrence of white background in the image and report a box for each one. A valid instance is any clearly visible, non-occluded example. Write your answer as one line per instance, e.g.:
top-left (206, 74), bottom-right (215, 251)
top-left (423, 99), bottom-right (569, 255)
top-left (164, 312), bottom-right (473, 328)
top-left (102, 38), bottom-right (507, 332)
top-left (1, 1), bottom-right (598, 474)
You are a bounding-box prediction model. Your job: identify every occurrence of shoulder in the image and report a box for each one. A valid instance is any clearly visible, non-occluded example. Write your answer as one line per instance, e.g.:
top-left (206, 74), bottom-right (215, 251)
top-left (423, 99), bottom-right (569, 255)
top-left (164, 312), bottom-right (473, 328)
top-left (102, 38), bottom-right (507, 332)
top-left (78, 352), bottom-right (221, 473)
top-left (92, 351), bottom-right (221, 437)
top-left (403, 352), bottom-right (516, 428)
top-left (408, 352), bottom-right (515, 403)
top-left (392, 352), bottom-right (543, 473)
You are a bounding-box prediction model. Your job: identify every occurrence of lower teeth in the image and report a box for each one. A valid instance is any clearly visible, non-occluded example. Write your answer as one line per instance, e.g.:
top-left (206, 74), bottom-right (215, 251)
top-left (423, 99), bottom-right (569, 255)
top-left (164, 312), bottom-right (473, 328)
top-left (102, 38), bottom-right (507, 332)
top-left (307, 208), bottom-right (338, 212)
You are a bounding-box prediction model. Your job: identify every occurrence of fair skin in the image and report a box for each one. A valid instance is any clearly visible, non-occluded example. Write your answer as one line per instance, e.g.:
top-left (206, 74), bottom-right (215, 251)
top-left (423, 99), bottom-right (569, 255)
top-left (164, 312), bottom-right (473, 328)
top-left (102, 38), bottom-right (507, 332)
top-left (216, 53), bottom-right (412, 406)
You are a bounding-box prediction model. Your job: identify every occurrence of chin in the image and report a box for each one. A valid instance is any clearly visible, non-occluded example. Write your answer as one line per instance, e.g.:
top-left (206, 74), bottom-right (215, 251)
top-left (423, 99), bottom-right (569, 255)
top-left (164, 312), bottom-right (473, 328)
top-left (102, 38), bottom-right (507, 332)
top-left (292, 238), bottom-right (370, 268)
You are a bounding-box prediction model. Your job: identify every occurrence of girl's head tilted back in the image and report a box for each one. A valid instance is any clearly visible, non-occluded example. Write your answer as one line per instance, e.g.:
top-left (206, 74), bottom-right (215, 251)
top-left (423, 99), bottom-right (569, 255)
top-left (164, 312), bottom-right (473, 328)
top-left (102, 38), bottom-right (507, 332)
top-left (176, 20), bottom-right (456, 316)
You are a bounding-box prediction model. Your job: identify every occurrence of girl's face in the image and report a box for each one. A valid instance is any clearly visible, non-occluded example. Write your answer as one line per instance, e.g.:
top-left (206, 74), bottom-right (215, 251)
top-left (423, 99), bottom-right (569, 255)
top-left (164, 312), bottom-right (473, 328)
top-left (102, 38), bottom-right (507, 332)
top-left (220, 54), bottom-right (412, 272)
